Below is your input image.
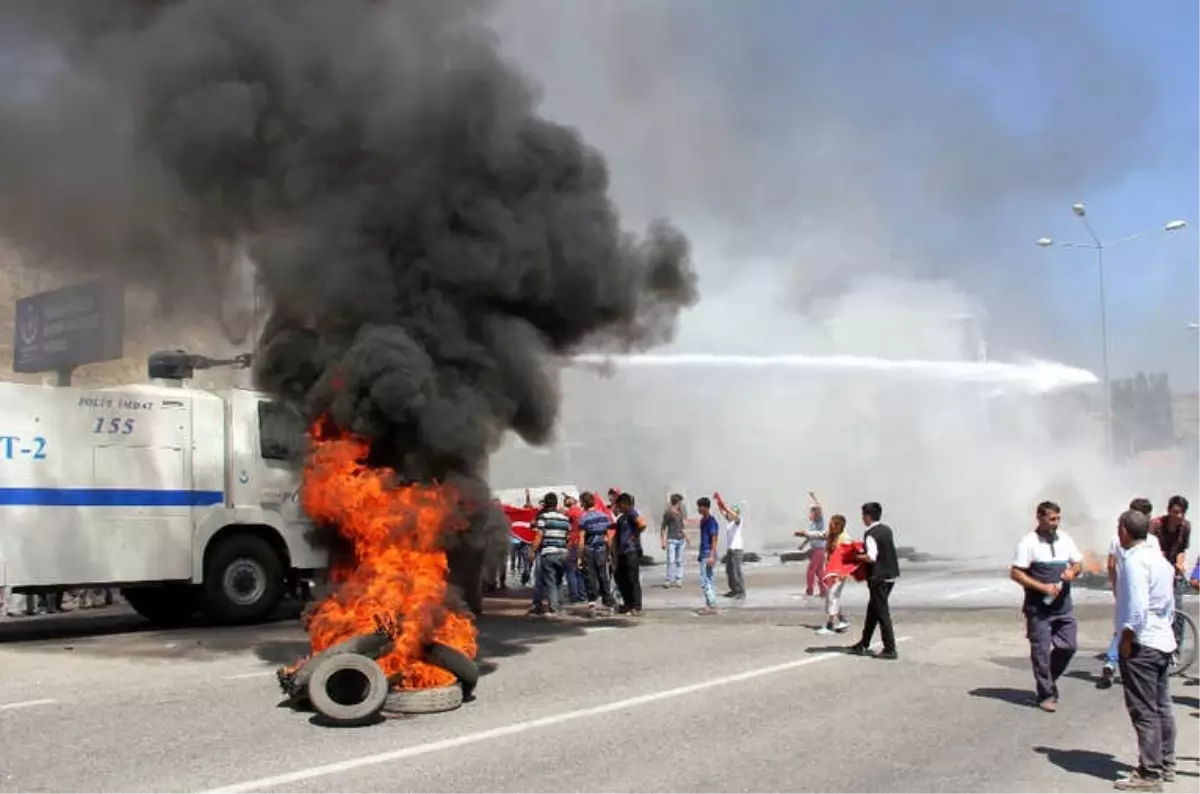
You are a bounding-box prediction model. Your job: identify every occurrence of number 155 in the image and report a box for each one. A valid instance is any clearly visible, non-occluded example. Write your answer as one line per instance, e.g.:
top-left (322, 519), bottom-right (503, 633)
top-left (94, 417), bottom-right (135, 435)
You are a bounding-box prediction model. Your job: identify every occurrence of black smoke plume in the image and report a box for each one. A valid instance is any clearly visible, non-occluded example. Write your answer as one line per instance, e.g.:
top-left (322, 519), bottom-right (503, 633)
top-left (0, 0), bottom-right (698, 602)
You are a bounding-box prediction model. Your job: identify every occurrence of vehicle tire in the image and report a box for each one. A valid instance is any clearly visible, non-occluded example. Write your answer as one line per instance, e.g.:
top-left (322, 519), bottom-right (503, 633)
top-left (122, 584), bottom-right (199, 627)
top-left (201, 533), bottom-right (285, 625)
top-left (282, 633), bottom-right (396, 705)
top-left (306, 653), bottom-right (390, 726)
top-left (384, 683), bottom-right (464, 715)
top-left (424, 642), bottom-right (479, 700)
top-left (1171, 611), bottom-right (1197, 678)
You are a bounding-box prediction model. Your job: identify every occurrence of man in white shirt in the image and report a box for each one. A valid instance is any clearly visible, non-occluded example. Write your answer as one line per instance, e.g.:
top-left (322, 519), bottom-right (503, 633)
top-left (1009, 500), bottom-right (1083, 712)
top-left (1101, 498), bottom-right (1160, 689)
top-left (1113, 509), bottom-right (1178, 791)
top-left (718, 501), bottom-right (745, 600)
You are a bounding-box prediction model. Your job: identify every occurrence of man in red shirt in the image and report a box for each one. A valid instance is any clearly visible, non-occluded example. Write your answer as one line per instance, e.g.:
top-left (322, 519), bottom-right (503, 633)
top-left (563, 493), bottom-right (586, 603)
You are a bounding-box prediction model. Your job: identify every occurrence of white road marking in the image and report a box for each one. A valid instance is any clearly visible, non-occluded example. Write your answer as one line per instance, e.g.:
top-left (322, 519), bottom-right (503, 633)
top-left (583, 626), bottom-right (618, 634)
top-left (0, 698), bottom-right (58, 711)
top-left (204, 636), bottom-right (912, 794)
top-left (222, 671), bottom-right (277, 681)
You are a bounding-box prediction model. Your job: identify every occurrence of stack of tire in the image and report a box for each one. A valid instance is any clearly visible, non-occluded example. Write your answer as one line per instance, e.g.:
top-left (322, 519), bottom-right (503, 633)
top-left (279, 633), bottom-right (479, 726)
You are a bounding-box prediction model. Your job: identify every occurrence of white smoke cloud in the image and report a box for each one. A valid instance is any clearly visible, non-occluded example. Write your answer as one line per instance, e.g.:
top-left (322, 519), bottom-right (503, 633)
top-left (484, 1), bottom-right (1196, 559)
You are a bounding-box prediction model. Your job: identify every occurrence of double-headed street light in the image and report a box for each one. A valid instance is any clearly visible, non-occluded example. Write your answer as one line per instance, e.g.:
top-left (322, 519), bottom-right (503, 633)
top-left (1036, 203), bottom-right (1188, 456)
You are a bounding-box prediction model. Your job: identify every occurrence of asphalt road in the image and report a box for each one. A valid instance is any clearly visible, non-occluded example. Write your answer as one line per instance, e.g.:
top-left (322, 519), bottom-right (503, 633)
top-left (0, 560), bottom-right (1196, 793)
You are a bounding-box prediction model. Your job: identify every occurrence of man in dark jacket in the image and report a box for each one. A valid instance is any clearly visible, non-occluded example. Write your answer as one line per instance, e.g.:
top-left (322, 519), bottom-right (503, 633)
top-left (849, 502), bottom-right (900, 660)
top-left (613, 492), bottom-right (647, 615)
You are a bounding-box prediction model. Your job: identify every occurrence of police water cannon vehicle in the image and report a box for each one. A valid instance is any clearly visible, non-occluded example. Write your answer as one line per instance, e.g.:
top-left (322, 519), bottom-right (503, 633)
top-left (0, 350), bottom-right (326, 626)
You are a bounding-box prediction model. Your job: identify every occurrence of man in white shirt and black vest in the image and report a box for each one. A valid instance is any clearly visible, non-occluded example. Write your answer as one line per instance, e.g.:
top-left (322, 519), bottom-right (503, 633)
top-left (848, 502), bottom-right (900, 660)
top-left (1113, 508), bottom-right (1179, 791)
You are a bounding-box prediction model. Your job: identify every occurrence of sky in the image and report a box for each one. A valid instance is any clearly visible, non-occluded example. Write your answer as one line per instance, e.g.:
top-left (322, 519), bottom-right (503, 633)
top-left (0, 0), bottom-right (1190, 552)
top-left (488, 0), bottom-right (1200, 389)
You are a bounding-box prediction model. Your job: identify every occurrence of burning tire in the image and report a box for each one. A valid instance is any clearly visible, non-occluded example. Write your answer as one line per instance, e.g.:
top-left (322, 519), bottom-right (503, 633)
top-left (379, 642), bottom-right (478, 715)
top-left (384, 683), bottom-right (464, 715)
top-left (201, 533), bottom-right (286, 624)
top-left (306, 653), bottom-right (390, 726)
top-left (279, 632), bottom-right (395, 705)
top-left (424, 642), bottom-right (479, 700)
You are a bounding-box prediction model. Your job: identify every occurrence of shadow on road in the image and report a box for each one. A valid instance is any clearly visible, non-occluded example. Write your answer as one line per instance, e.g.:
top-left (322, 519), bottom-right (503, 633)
top-left (0, 603), bottom-right (304, 647)
top-left (968, 687), bottom-right (1035, 708)
top-left (473, 611), bottom-right (631, 677)
top-left (0, 610), bottom-right (151, 644)
top-left (1065, 669), bottom-right (1105, 686)
top-left (1174, 693), bottom-right (1199, 710)
top-left (985, 654), bottom-right (1033, 672)
top-left (1032, 746), bottom-right (1131, 781)
top-left (803, 644), bottom-right (860, 654)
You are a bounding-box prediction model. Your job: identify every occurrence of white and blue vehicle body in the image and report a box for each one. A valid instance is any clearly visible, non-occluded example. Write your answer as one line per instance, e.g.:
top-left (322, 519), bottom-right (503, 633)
top-left (0, 376), bottom-right (325, 625)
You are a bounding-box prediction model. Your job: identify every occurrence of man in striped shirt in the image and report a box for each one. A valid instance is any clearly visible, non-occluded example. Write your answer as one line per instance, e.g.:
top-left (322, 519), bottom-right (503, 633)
top-left (531, 492), bottom-right (572, 616)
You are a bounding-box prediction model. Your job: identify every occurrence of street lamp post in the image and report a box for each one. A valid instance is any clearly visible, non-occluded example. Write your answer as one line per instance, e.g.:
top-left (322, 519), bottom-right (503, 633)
top-left (1036, 205), bottom-right (1187, 457)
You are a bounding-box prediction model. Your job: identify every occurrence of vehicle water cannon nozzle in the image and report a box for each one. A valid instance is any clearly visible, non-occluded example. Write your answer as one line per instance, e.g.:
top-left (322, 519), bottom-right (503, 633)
top-left (147, 350), bottom-right (255, 381)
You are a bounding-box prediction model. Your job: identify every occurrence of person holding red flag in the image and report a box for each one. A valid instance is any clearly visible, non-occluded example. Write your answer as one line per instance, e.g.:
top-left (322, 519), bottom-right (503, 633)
top-left (714, 491), bottom-right (746, 600)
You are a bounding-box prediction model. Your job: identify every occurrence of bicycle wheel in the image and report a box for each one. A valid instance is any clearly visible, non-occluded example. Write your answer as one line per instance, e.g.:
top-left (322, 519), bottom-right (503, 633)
top-left (1172, 610), bottom-right (1197, 678)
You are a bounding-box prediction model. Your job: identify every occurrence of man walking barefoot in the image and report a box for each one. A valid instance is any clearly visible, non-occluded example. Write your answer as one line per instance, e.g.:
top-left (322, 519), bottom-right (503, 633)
top-left (1113, 509), bottom-right (1178, 791)
top-left (1010, 500), bottom-right (1083, 712)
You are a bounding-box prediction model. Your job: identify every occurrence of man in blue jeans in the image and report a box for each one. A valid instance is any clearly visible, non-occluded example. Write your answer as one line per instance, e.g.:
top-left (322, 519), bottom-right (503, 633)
top-left (530, 492), bottom-right (572, 616)
top-left (695, 497), bottom-right (720, 615)
top-left (661, 493), bottom-right (688, 588)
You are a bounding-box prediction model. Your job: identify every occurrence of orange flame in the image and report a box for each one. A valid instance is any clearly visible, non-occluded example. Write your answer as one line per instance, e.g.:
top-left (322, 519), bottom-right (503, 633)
top-left (1081, 550), bottom-right (1105, 576)
top-left (298, 422), bottom-right (478, 690)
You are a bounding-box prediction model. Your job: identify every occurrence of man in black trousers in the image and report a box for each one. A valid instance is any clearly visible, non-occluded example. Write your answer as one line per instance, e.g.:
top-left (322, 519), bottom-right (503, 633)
top-left (849, 502), bottom-right (900, 660)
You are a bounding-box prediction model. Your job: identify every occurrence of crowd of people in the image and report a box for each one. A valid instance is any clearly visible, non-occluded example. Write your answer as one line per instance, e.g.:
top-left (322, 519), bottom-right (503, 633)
top-left (1009, 494), bottom-right (1196, 792)
top-left (488, 486), bottom-right (755, 618)
top-left (488, 486), bottom-right (904, 660)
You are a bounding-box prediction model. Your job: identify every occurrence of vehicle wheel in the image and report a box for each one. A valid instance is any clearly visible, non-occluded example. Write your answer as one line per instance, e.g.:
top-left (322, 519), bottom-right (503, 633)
top-left (384, 683), bottom-right (464, 715)
top-left (306, 653), bottom-right (390, 726)
top-left (424, 642), bottom-right (479, 700)
top-left (121, 585), bottom-right (199, 627)
top-left (201, 533), bottom-right (285, 625)
top-left (1171, 611), bottom-right (1197, 678)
